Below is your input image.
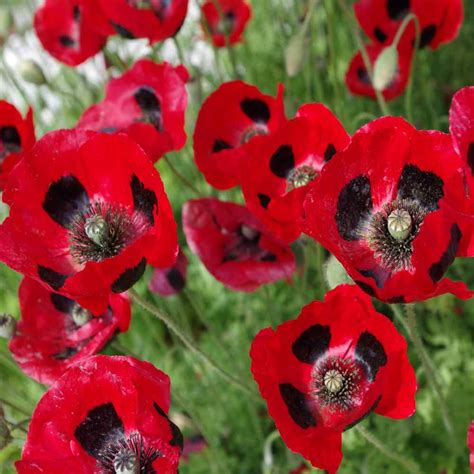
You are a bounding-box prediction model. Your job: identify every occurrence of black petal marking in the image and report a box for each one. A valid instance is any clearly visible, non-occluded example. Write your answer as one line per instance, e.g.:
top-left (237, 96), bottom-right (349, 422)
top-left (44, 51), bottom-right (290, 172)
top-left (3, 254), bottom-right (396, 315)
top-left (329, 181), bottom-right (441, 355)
top-left (336, 175), bottom-right (373, 241)
top-left (0, 126), bottom-right (21, 147)
top-left (59, 35), bottom-right (76, 47)
top-left (73, 4), bottom-right (81, 21)
top-left (112, 258), bottom-right (147, 293)
top-left (417, 24), bottom-right (437, 49)
top-left (53, 346), bottom-right (79, 360)
top-left (344, 395), bottom-right (382, 431)
top-left (75, 403), bottom-right (125, 459)
top-left (467, 142), bottom-right (474, 174)
top-left (387, 295), bottom-right (406, 304)
top-left (279, 383), bottom-right (316, 429)
top-left (397, 164), bottom-right (444, 213)
top-left (212, 139), bottom-right (233, 153)
top-left (240, 99), bottom-right (270, 124)
top-left (374, 27), bottom-right (387, 43)
top-left (166, 268), bottom-right (185, 292)
top-left (111, 22), bottom-right (135, 39)
top-left (50, 293), bottom-right (75, 313)
top-left (387, 0), bottom-right (410, 20)
top-left (292, 324), bottom-right (331, 364)
top-left (258, 193), bottom-right (271, 209)
top-left (134, 87), bottom-right (160, 112)
top-left (429, 224), bottom-right (462, 282)
top-left (355, 280), bottom-right (376, 297)
top-left (38, 266), bottom-right (68, 290)
top-left (260, 253), bottom-right (277, 262)
top-left (324, 143), bottom-right (337, 162)
top-left (359, 269), bottom-right (385, 289)
top-left (43, 175), bottom-right (90, 229)
top-left (153, 402), bottom-right (184, 452)
top-left (357, 67), bottom-right (371, 85)
top-left (269, 145), bottom-right (295, 178)
top-left (131, 175), bottom-right (157, 225)
top-left (355, 331), bottom-right (387, 381)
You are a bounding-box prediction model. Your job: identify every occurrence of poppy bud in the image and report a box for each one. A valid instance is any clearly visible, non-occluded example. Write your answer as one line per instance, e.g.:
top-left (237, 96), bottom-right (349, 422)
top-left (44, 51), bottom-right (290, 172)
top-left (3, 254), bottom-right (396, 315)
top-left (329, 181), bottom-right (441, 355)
top-left (0, 314), bottom-right (16, 339)
top-left (0, 405), bottom-right (12, 450)
top-left (19, 60), bottom-right (47, 86)
top-left (285, 31), bottom-right (308, 78)
top-left (324, 254), bottom-right (353, 290)
top-left (372, 46), bottom-right (398, 92)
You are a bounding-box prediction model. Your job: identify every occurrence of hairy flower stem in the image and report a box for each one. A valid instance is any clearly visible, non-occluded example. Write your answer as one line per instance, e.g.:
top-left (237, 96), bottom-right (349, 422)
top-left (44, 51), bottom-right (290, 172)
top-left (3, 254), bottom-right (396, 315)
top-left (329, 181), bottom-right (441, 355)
top-left (393, 304), bottom-right (454, 435)
top-left (163, 155), bottom-right (201, 196)
top-left (355, 425), bottom-right (422, 474)
top-left (129, 289), bottom-right (260, 399)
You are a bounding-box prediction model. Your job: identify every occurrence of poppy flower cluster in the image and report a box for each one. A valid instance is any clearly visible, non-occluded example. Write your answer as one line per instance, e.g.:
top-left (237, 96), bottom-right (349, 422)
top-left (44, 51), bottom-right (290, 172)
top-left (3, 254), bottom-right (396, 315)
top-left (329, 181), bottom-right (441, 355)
top-left (34, 0), bottom-right (189, 65)
top-left (78, 59), bottom-right (189, 162)
top-left (251, 285), bottom-right (417, 473)
top-left (16, 355), bottom-right (183, 473)
top-left (346, 0), bottom-right (463, 101)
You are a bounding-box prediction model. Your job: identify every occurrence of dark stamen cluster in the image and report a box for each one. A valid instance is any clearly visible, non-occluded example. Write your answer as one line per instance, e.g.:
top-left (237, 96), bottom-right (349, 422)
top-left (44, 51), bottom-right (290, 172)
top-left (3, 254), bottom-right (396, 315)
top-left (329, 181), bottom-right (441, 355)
top-left (363, 199), bottom-right (426, 272)
top-left (98, 432), bottom-right (161, 474)
top-left (69, 201), bottom-right (149, 264)
top-left (311, 356), bottom-right (362, 411)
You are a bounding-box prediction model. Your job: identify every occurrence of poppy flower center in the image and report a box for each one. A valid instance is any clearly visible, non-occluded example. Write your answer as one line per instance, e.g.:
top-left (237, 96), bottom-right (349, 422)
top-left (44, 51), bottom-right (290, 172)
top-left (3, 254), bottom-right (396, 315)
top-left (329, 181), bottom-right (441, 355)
top-left (311, 356), bottom-right (363, 411)
top-left (286, 165), bottom-right (317, 192)
top-left (240, 125), bottom-right (268, 144)
top-left (0, 126), bottom-right (22, 161)
top-left (69, 201), bottom-right (149, 264)
top-left (216, 11), bottom-right (236, 35)
top-left (364, 199), bottom-right (425, 272)
top-left (98, 432), bottom-right (161, 474)
top-left (222, 224), bottom-right (276, 262)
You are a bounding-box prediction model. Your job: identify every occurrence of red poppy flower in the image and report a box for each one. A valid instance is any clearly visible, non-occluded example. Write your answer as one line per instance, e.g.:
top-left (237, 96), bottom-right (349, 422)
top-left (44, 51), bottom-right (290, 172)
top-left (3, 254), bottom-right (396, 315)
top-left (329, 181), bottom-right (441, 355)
top-left (16, 355), bottom-right (183, 473)
top-left (304, 117), bottom-right (472, 303)
top-left (149, 249), bottom-right (188, 296)
top-left (468, 421), bottom-right (474, 473)
top-left (8, 277), bottom-right (131, 385)
top-left (250, 284), bottom-right (417, 474)
top-left (201, 0), bottom-right (251, 48)
top-left (0, 129), bottom-right (178, 314)
top-left (34, 0), bottom-right (112, 66)
top-left (345, 41), bottom-right (414, 101)
top-left (97, 0), bottom-right (188, 43)
top-left (240, 103), bottom-right (350, 243)
top-left (182, 198), bottom-right (295, 291)
top-left (194, 81), bottom-right (286, 190)
top-left (78, 60), bottom-right (188, 162)
top-left (0, 101), bottom-right (35, 189)
top-left (354, 0), bottom-right (463, 50)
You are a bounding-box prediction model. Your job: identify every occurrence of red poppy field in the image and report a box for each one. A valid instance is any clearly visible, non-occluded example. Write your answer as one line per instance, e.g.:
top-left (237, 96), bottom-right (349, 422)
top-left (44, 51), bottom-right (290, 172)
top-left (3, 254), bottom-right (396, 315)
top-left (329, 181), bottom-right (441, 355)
top-left (0, 0), bottom-right (474, 473)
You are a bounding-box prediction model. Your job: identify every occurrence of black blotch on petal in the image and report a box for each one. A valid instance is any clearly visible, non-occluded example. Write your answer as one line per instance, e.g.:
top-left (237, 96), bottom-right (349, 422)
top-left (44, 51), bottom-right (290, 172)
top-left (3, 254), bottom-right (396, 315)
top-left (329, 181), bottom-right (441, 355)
top-left (374, 27), bottom-right (387, 43)
top-left (43, 175), bottom-right (90, 229)
top-left (357, 67), bottom-right (371, 85)
top-left (466, 142), bottom-right (474, 174)
top-left (134, 87), bottom-right (160, 112)
top-left (387, 0), bottom-right (410, 20)
top-left (50, 293), bottom-right (75, 313)
top-left (59, 35), bottom-right (76, 47)
top-left (354, 280), bottom-right (376, 297)
top-left (355, 331), bottom-right (387, 381)
top-left (111, 258), bottom-right (147, 293)
top-left (258, 193), bottom-right (271, 209)
top-left (111, 22), bottom-right (135, 39)
top-left (387, 295), bottom-right (405, 304)
top-left (212, 139), bottom-right (233, 153)
top-left (279, 383), bottom-right (316, 429)
top-left (153, 402), bottom-right (184, 453)
top-left (166, 268), bottom-right (185, 292)
top-left (53, 346), bottom-right (79, 360)
top-left (0, 126), bottom-right (21, 148)
top-left (260, 253), bottom-right (277, 262)
top-left (38, 266), bottom-right (68, 291)
top-left (429, 224), bottom-right (462, 282)
top-left (292, 324), bottom-right (331, 364)
top-left (131, 174), bottom-right (158, 225)
top-left (324, 143), bottom-right (337, 162)
top-left (417, 24), bottom-right (437, 48)
top-left (269, 145), bottom-right (295, 178)
top-left (240, 99), bottom-right (271, 124)
top-left (344, 395), bottom-right (382, 431)
top-left (335, 175), bottom-right (372, 241)
top-left (72, 4), bottom-right (81, 21)
top-left (75, 403), bottom-right (125, 459)
top-left (397, 164), bottom-right (444, 213)
top-left (359, 269), bottom-right (385, 289)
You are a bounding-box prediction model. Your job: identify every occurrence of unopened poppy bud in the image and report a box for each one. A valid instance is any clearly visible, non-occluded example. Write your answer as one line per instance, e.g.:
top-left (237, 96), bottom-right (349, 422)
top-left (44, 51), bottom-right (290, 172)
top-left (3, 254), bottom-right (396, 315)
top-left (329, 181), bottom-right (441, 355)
top-left (285, 31), bottom-right (308, 78)
top-left (373, 46), bottom-right (398, 92)
top-left (19, 59), bottom-right (47, 85)
top-left (324, 254), bottom-right (352, 290)
top-left (0, 7), bottom-right (13, 38)
top-left (0, 314), bottom-right (16, 339)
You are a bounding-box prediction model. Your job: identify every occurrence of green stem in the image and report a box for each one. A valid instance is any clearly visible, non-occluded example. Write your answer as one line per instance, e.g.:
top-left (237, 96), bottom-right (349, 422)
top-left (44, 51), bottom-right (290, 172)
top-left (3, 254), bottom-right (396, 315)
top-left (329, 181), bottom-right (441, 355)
top-left (129, 289), bottom-right (259, 399)
top-left (404, 16), bottom-right (421, 123)
top-left (355, 425), bottom-right (422, 474)
top-left (393, 304), bottom-right (453, 434)
top-left (163, 155), bottom-right (200, 196)
top-left (172, 37), bottom-right (186, 65)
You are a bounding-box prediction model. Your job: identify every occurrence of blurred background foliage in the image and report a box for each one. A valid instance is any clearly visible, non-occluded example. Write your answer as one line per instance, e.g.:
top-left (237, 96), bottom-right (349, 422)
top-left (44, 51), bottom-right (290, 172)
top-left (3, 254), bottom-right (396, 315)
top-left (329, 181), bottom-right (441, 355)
top-left (1, 0), bottom-right (474, 473)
